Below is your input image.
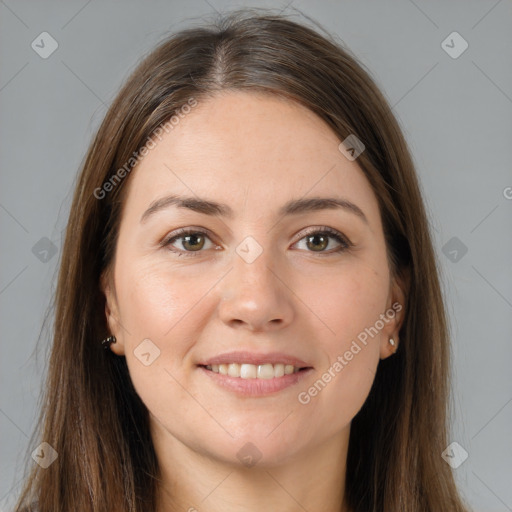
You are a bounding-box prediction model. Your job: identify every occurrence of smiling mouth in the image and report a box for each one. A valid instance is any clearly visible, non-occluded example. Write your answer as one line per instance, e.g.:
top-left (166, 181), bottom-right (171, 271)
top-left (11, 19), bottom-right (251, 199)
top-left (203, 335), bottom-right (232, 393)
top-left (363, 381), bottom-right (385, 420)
top-left (199, 363), bottom-right (311, 379)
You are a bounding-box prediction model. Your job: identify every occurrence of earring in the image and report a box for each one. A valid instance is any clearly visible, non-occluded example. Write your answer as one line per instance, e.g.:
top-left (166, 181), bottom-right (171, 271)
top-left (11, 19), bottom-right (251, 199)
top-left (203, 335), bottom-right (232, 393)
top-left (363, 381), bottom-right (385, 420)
top-left (389, 338), bottom-right (396, 352)
top-left (101, 335), bottom-right (117, 350)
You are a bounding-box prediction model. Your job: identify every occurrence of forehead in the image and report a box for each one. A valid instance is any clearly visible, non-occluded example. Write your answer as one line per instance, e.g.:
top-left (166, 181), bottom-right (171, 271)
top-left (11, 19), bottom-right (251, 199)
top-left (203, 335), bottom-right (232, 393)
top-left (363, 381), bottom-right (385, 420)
top-left (121, 91), bottom-right (380, 225)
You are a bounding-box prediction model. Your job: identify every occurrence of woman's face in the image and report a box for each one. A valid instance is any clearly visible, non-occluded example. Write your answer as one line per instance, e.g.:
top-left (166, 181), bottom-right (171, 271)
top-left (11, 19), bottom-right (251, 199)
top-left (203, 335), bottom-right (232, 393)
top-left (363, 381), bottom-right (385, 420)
top-left (102, 91), bottom-right (405, 467)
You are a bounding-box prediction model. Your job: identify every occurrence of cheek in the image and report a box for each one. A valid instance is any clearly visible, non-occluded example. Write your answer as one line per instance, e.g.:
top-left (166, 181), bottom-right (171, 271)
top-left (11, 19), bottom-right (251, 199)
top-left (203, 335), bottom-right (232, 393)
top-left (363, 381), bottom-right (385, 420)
top-left (294, 259), bottom-right (388, 424)
top-left (111, 259), bottom-right (199, 392)
top-left (114, 257), bottom-right (213, 341)
top-left (313, 257), bottom-right (390, 345)
top-left (115, 260), bottom-right (211, 420)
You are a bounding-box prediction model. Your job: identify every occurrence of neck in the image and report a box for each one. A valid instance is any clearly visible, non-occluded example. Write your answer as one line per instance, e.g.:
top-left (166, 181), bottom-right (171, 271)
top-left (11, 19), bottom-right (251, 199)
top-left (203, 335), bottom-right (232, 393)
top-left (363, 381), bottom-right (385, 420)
top-left (152, 419), bottom-right (351, 512)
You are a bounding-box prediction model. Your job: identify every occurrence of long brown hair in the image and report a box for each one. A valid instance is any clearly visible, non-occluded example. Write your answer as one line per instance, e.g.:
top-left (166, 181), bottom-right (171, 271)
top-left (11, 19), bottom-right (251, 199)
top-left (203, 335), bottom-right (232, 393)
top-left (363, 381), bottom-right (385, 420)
top-left (15, 8), bottom-right (472, 512)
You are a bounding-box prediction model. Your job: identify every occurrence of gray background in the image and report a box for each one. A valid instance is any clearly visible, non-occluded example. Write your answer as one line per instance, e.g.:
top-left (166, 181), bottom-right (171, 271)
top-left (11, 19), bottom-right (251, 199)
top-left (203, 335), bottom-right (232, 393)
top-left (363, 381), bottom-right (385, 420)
top-left (1, 1), bottom-right (511, 510)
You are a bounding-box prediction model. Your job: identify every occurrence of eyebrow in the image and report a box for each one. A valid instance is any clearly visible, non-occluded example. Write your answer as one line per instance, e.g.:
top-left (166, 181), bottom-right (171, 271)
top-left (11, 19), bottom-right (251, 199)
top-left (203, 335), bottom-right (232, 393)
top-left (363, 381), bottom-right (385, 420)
top-left (140, 194), bottom-right (369, 225)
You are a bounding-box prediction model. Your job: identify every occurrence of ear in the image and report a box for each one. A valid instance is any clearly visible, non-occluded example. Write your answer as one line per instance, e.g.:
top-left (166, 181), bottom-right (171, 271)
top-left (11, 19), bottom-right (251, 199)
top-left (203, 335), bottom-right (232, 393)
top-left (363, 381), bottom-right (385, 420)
top-left (379, 267), bottom-right (409, 360)
top-left (100, 269), bottom-right (125, 356)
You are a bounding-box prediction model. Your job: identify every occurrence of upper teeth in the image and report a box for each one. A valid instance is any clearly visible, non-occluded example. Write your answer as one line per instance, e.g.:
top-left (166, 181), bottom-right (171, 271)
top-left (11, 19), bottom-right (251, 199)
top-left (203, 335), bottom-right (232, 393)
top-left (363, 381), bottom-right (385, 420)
top-left (205, 363), bottom-right (300, 379)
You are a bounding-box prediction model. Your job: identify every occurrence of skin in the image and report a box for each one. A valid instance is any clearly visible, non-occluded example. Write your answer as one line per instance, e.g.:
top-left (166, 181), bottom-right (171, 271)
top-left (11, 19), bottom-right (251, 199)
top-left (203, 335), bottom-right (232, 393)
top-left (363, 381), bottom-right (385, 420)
top-left (101, 91), bottom-right (406, 512)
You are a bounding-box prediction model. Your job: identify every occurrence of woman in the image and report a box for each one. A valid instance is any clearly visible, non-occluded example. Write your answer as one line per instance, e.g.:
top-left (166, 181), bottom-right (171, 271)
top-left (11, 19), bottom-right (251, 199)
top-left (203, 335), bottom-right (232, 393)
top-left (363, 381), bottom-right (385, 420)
top-left (14, 9), bottom-right (472, 512)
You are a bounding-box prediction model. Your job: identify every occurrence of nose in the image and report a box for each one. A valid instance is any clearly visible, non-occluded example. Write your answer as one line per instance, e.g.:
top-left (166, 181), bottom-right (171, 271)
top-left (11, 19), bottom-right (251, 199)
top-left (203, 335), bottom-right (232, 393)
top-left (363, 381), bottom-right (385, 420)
top-left (217, 245), bottom-right (295, 332)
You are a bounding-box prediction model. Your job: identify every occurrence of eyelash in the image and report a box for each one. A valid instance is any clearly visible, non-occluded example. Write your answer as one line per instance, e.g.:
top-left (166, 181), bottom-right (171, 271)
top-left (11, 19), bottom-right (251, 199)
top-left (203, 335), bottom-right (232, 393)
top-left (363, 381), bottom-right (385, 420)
top-left (161, 226), bottom-right (353, 258)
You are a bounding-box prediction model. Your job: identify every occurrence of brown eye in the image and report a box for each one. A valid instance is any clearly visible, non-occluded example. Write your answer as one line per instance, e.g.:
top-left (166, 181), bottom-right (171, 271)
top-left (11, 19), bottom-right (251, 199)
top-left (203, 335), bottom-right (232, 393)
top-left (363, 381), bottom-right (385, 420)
top-left (294, 227), bottom-right (352, 254)
top-left (181, 233), bottom-right (206, 251)
top-left (305, 233), bottom-right (329, 252)
top-left (163, 229), bottom-right (216, 256)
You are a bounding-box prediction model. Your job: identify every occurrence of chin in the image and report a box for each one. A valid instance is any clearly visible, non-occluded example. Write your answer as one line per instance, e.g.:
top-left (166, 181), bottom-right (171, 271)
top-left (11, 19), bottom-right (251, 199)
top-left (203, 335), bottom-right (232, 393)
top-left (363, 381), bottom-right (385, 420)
top-left (200, 428), bottom-right (310, 469)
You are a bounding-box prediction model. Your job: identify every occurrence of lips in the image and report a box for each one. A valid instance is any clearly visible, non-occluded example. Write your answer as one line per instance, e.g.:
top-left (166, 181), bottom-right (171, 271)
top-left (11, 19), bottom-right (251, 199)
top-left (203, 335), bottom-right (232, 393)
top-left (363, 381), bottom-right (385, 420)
top-left (198, 350), bottom-right (312, 369)
top-left (197, 350), bottom-right (313, 395)
top-left (198, 364), bottom-right (313, 396)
